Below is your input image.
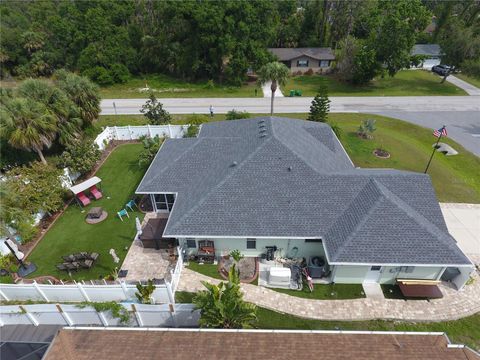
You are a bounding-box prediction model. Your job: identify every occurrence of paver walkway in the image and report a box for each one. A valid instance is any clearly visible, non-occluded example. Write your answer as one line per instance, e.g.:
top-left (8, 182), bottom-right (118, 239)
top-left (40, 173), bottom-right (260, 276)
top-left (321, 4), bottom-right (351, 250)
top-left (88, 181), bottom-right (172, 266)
top-left (178, 266), bottom-right (480, 321)
top-left (445, 75), bottom-right (480, 96)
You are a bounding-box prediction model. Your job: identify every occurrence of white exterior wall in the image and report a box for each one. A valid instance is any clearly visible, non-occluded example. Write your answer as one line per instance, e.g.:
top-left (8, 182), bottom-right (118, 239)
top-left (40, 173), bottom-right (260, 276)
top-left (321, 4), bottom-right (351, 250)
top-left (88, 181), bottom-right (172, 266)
top-left (179, 237), bottom-right (325, 259)
top-left (332, 266), bottom-right (369, 283)
top-left (379, 266), bottom-right (444, 284)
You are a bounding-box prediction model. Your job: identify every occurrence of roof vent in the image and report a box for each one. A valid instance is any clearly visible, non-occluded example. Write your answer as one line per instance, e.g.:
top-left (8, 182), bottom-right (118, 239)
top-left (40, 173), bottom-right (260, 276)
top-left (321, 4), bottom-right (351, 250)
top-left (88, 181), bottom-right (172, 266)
top-left (288, 166), bottom-right (293, 171)
top-left (231, 161), bottom-right (238, 167)
top-left (258, 119), bottom-right (266, 124)
top-left (259, 128), bottom-right (267, 133)
top-left (260, 134), bottom-right (267, 138)
top-left (259, 124), bottom-right (266, 129)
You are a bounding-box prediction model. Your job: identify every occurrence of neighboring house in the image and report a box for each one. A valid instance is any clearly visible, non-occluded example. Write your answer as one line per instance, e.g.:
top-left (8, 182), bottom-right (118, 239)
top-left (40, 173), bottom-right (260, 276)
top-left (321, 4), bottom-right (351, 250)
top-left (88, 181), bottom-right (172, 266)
top-left (268, 47), bottom-right (335, 73)
top-left (136, 117), bottom-right (474, 289)
top-left (44, 328), bottom-right (480, 360)
top-left (411, 44), bottom-right (443, 69)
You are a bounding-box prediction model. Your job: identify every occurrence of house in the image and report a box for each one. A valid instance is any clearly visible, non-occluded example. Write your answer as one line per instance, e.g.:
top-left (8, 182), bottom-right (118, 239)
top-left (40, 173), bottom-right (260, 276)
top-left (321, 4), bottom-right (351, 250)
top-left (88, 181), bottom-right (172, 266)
top-left (268, 47), bottom-right (335, 73)
top-left (136, 117), bottom-right (474, 289)
top-left (44, 328), bottom-right (480, 360)
top-left (411, 44), bottom-right (443, 69)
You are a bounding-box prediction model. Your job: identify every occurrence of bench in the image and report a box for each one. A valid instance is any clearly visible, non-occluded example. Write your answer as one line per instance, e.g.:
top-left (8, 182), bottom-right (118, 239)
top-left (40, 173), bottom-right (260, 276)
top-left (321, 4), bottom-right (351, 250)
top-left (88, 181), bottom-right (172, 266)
top-left (396, 279), bottom-right (443, 299)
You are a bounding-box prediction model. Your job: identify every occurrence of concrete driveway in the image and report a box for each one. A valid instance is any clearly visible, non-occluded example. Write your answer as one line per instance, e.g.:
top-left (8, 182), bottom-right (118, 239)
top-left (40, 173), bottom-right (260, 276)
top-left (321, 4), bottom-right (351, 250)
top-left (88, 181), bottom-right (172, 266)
top-left (440, 203), bottom-right (480, 263)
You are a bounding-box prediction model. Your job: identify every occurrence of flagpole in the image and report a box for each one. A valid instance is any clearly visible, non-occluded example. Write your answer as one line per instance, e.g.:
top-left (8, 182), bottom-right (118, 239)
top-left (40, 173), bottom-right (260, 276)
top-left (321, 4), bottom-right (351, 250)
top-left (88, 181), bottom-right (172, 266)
top-left (424, 125), bottom-right (445, 174)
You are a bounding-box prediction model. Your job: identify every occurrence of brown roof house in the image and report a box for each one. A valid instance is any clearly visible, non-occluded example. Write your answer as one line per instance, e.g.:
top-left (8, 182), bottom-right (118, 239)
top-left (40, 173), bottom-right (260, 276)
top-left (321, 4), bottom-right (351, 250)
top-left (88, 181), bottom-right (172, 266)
top-left (268, 47), bottom-right (335, 74)
top-left (44, 328), bottom-right (480, 360)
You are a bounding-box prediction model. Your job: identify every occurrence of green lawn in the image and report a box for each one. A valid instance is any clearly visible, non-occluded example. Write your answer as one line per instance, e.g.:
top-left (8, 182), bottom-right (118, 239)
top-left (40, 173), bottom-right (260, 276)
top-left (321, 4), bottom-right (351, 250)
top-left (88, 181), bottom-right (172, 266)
top-left (26, 144), bottom-right (147, 281)
top-left (186, 262), bottom-right (224, 280)
top-left (455, 73), bottom-right (480, 88)
top-left (273, 283), bottom-right (365, 300)
top-left (99, 74), bottom-right (260, 99)
top-left (283, 70), bottom-right (466, 96)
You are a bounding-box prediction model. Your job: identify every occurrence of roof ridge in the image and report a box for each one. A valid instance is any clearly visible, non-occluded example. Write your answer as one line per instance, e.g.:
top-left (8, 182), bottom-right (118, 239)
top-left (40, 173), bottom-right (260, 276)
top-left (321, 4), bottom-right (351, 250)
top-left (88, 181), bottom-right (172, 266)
top-left (166, 134), bottom-right (273, 234)
top-left (329, 179), bottom-right (385, 262)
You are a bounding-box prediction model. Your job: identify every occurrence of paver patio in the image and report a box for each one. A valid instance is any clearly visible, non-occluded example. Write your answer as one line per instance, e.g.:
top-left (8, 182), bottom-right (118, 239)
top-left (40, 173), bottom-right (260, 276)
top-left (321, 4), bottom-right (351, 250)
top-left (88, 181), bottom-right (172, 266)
top-left (178, 265), bottom-right (480, 321)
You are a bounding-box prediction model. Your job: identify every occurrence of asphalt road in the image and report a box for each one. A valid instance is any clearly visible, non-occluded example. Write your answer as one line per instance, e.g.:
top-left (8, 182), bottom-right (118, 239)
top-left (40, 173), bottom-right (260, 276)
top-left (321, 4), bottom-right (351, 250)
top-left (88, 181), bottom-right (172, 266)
top-left (101, 96), bottom-right (480, 115)
top-left (373, 111), bottom-right (480, 157)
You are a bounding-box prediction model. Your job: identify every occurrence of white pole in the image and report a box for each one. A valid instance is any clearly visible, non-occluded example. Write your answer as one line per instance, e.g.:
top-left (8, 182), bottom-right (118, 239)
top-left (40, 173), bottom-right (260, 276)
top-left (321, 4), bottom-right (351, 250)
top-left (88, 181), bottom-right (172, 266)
top-left (20, 306), bottom-right (39, 326)
top-left (97, 311), bottom-right (109, 326)
top-left (33, 281), bottom-right (49, 302)
top-left (120, 281), bottom-right (129, 300)
top-left (77, 283), bottom-right (91, 302)
top-left (168, 124), bottom-right (173, 138)
top-left (131, 304), bottom-right (143, 327)
top-left (128, 125), bottom-right (133, 140)
top-left (147, 124), bottom-right (152, 138)
top-left (115, 126), bottom-right (119, 140)
top-left (0, 287), bottom-right (9, 301)
top-left (166, 281), bottom-right (175, 305)
top-left (56, 304), bottom-right (74, 326)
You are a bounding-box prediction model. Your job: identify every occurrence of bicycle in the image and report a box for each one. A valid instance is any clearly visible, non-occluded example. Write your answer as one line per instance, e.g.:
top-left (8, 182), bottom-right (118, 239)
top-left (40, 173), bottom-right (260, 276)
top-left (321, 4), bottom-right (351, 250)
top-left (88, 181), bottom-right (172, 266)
top-left (302, 267), bottom-right (314, 292)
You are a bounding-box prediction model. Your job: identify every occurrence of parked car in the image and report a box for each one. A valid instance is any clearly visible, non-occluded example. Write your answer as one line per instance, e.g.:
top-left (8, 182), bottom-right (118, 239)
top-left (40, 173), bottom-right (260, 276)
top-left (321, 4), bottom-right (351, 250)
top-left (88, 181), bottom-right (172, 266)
top-left (432, 65), bottom-right (451, 76)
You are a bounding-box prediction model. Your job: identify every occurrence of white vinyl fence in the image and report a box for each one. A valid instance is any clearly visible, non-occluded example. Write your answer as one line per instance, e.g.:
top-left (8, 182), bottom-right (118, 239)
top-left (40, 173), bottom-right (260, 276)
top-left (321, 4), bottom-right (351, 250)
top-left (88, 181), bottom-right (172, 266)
top-left (94, 125), bottom-right (189, 150)
top-left (0, 281), bottom-right (173, 304)
top-left (0, 303), bottom-right (199, 328)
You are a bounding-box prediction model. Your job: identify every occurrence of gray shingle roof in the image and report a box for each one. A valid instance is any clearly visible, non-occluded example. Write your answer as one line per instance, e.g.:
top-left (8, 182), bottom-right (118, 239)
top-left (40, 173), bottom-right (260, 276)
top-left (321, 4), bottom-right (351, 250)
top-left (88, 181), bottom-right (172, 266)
top-left (268, 48), bottom-right (335, 61)
top-left (136, 117), bottom-right (471, 266)
top-left (411, 44), bottom-right (443, 56)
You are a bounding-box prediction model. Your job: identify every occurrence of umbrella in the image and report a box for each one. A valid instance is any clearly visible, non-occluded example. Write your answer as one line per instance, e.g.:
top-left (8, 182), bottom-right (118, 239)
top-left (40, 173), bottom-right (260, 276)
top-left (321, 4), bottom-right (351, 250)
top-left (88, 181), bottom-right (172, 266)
top-left (135, 217), bottom-right (142, 234)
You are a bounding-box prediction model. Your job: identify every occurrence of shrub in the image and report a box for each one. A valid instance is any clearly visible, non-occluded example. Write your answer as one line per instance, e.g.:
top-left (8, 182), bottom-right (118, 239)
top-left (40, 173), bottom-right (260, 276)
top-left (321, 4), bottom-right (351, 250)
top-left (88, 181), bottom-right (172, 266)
top-left (226, 109), bottom-right (251, 120)
top-left (304, 68), bottom-right (314, 76)
top-left (135, 279), bottom-right (156, 304)
top-left (358, 119), bottom-right (377, 139)
top-left (461, 59), bottom-right (480, 78)
top-left (110, 63), bottom-right (130, 83)
top-left (138, 135), bottom-right (164, 167)
top-left (329, 122), bottom-right (342, 139)
top-left (84, 66), bottom-right (114, 86)
top-left (205, 79), bottom-right (215, 89)
top-left (61, 140), bottom-right (101, 175)
top-left (307, 84), bottom-right (330, 123)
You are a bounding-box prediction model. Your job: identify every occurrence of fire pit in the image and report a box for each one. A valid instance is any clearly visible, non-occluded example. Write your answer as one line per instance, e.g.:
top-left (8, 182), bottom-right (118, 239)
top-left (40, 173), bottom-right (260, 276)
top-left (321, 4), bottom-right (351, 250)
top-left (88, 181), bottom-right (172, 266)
top-left (85, 207), bottom-right (108, 224)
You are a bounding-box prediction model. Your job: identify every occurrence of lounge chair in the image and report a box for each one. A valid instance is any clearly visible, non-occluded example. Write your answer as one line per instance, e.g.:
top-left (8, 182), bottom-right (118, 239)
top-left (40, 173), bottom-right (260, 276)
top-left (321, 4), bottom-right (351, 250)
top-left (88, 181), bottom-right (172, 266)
top-left (62, 255), bottom-right (76, 262)
top-left (79, 259), bottom-right (94, 269)
top-left (65, 262), bottom-right (80, 271)
top-left (77, 192), bottom-right (91, 207)
top-left (56, 264), bottom-right (68, 271)
top-left (90, 185), bottom-right (102, 200)
top-left (88, 252), bottom-right (99, 261)
top-left (126, 199), bottom-right (137, 211)
top-left (117, 209), bottom-right (129, 221)
top-left (73, 252), bottom-right (88, 261)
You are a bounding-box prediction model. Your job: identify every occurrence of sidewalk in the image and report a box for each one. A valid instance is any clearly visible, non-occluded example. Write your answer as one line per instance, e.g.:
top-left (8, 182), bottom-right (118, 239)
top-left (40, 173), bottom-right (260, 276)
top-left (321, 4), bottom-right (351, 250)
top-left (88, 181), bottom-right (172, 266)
top-left (178, 267), bottom-right (480, 321)
top-left (445, 75), bottom-right (480, 96)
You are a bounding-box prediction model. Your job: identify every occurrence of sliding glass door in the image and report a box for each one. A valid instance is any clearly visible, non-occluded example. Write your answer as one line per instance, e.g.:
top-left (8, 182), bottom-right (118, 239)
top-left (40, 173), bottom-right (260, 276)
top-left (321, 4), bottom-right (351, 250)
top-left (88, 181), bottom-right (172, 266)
top-left (152, 193), bottom-right (175, 212)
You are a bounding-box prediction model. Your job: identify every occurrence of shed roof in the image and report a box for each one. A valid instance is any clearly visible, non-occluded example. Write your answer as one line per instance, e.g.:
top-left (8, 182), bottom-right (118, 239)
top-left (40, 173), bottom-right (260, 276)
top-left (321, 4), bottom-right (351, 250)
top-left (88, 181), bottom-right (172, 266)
top-left (136, 117), bottom-right (471, 266)
top-left (44, 328), bottom-right (480, 360)
top-left (268, 47), bottom-right (335, 61)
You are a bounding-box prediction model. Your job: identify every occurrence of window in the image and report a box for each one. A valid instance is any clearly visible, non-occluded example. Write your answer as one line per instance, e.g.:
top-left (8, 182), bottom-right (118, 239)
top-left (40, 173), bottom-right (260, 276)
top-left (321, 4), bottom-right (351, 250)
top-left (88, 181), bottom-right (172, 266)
top-left (186, 239), bottom-right (196, 248)
top-left (305, 239), bottom-right (322, 243)
top-left (154, 193), bottom-right (175, 212)
top-left (246, 239), bottom-right (256, 249)
top-left (297, 59), bottom-right (309, 67)
top-left (370, 266), bottom-right (381, 271)
top-left (319, 60), bottom-right (330, 68)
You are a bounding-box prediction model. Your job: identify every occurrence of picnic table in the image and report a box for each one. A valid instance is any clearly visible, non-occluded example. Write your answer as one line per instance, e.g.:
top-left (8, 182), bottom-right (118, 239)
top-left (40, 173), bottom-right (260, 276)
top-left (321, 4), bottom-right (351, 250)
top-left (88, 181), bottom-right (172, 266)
top-left (398, 281), bottom-right (443, 299)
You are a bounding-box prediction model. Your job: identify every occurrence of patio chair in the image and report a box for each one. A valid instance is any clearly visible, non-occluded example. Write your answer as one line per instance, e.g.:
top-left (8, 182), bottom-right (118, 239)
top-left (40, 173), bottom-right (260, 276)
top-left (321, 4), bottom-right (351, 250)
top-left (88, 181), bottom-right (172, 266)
top-left (90, 185), bottom-right (103, 200)
top-left (62, 255), bottom-right (76, 262)
top-left (64, 262), bottom-right (80, 271)
top-left (88, 252), bottom-right (100, 262)
top-left (79, 259), bottom-right (94, 269)
top-left (117, 209), bottom-right (129, 221)
top-left (126, 199), bottom-right (137, 211)
top-left (73, 252), bottom-right (88, 261)
top-left (56, 264), bottom-right (68, 271)
top-left (77, 192), bottom-right (91, 207)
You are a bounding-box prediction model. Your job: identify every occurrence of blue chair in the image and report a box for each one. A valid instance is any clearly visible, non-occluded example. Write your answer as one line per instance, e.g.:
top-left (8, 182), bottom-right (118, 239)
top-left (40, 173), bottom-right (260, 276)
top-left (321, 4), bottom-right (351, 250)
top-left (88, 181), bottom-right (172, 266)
top-left (126, 199), bottom-right (137, 212)
top-left (117, 209), bottom-right (130, 221)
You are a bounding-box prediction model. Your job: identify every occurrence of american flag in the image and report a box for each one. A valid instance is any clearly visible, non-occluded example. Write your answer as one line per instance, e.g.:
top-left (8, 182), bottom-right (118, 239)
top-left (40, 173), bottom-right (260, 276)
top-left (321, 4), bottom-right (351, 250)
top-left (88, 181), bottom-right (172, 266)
top-left (433, 126), bottom-right (447, 138)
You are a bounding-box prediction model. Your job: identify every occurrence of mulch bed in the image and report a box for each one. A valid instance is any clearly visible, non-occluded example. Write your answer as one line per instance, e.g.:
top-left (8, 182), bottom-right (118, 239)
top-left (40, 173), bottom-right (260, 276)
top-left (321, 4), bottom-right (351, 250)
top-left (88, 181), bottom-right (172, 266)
top-left (219, 257), bottom-right (259, 284)
top-left (373, 148), bottom-right (390, 159)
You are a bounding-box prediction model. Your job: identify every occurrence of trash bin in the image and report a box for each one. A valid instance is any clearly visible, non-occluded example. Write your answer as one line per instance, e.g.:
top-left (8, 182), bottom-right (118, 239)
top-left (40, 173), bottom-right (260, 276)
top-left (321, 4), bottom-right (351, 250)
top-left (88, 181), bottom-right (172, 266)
top-left (295, 90), bottom-right (302, 96)
top-left (289, 90), bottom-right (295, 97)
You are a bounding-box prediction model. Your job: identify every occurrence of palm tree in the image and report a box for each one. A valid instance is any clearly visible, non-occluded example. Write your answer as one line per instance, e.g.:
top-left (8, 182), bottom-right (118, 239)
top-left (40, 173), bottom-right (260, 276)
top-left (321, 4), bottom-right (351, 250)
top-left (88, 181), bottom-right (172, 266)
top-left (0, 98), bottom-right (57, 164)
top-left (55, 70), bottom-right (101, 125)
top-left (257, 61), bottom-right (290, 115)
top-left (193, 265), bottom-right (257, 329)
top-left (17, 78), bottom-right (82, 146)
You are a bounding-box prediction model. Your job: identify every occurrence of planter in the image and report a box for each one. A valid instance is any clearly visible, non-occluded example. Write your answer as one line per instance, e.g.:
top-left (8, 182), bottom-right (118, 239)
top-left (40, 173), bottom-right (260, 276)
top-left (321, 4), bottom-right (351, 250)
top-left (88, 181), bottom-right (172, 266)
top-left (373, 149), bottom-right (390, 159)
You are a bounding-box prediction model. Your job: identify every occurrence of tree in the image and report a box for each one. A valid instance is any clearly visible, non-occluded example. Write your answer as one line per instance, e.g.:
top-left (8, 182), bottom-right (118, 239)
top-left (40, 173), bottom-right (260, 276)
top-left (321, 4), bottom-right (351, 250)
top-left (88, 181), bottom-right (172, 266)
top-left (0, 97), bottom-right (57, 164)
top-left (358, 119), bottom-right (377, 139)
top-left (135, 280), bottom-right (156, 304)
top-left (138, 136), bottom-right (164, 167)
top-left (17, 78), bottom-right (82, 146)
top-left (369, 0), bottom-right (430, 77)
top-left (193, 265), bottom-right (257, 329)
top-left (257, 62), bottom-right (290, 115)
top-left (61, 140), bottom-right (101, 175)
top-left (225, 110), bottom-right (251, 120)
top-left (54, 70), bottom-right (101, 125)
top-left (6, 162), bottom-right (65, 215)
top-left (335, 36), bottom-right (359, 82)
top-left (141, 93), bottom-right (172, 125)
top-left (352, 45), bottom-right (380, 85)
top-left (307, 85), bottom-right (330, 123)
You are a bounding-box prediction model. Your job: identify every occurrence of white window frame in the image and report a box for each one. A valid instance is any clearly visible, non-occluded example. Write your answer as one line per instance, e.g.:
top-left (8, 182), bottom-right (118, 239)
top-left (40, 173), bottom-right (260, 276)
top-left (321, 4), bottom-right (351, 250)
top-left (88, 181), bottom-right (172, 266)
top-left (297, 59), bottom-right (309, 67)
top-left (319, 60), bottom-right (330, 68)
top-left (246, 239), bottom-right (256, 249)
top-left (151, 193), bottom-right (176, 213)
